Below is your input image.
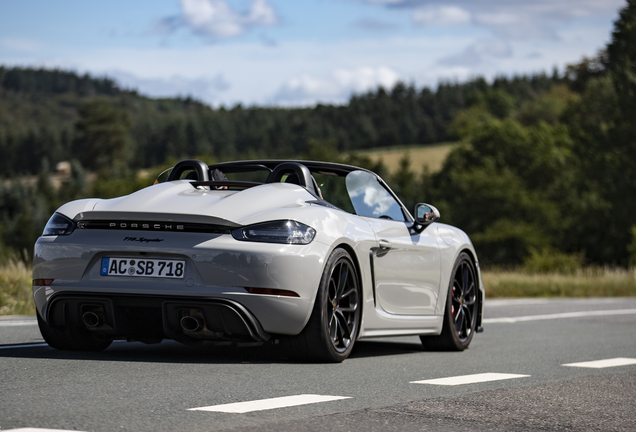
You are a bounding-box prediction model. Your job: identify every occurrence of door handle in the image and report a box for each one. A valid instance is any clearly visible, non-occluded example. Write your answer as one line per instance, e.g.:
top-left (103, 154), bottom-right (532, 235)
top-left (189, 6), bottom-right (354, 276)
top-left (379, 239), bottom-right (391, 249)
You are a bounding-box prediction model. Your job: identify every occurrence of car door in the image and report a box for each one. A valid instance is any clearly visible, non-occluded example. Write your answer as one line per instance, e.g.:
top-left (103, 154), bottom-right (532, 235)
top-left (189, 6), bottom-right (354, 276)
top-left (345, 171), bottom-right (442, 316)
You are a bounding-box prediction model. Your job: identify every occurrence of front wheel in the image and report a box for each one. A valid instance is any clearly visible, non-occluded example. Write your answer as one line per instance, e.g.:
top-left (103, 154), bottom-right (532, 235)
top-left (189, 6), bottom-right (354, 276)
top-left (421, 252), bottom-right (478, 351)
top-left (283, 248), bottom-right (361, 362)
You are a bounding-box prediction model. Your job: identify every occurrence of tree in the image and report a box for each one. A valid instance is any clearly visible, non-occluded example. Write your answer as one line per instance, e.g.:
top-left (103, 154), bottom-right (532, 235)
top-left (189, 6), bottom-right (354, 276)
top-left (431, 114), bottom-right (582, 265)
top-left (608, 0), bottom-right (636, 114)
top-left (73, 98), bottom-right (132, 172)
top-left (564, 0), bottom-right (636, 265)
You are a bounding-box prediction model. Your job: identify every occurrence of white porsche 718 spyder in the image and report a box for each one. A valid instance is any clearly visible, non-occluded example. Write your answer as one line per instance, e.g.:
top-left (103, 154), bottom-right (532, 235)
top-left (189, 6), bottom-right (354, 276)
top-left (33, 159), bottom-right (484, 362)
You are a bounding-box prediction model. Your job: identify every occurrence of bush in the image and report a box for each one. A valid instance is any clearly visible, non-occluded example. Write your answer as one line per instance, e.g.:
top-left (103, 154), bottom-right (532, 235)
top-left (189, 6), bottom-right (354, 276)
top-left (522, 247), bottom-right (584, 274)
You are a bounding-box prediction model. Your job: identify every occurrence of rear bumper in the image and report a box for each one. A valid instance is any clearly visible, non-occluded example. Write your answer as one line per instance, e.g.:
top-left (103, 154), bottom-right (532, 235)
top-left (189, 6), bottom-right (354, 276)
top-left (33, 230), bottom-right (330, 335)
top-left (39, 292), bottom-right (270, 344)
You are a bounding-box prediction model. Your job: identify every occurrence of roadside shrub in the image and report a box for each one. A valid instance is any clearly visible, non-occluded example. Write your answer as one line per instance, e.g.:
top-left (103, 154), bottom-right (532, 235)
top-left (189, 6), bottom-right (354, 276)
top-left (522, 247), bottom-right (584, 274)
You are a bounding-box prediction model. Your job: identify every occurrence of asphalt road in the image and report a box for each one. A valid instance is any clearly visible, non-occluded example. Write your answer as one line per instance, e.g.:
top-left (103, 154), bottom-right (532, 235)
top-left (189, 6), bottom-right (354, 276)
top-left (1, 297), bottom-right (635, 432)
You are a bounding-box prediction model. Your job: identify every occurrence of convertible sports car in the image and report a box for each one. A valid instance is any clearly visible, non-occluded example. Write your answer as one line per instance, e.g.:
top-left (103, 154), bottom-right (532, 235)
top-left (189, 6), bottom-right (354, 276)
top-left (33, 159), bottom-right (484, 362)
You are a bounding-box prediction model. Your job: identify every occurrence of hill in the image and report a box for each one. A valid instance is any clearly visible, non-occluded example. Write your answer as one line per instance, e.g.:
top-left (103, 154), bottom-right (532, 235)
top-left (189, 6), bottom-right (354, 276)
top-left (0, 66), bottom-right (563, 177)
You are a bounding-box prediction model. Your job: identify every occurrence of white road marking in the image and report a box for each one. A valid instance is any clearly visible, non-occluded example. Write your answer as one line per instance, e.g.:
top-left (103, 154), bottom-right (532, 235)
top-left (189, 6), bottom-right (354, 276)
top-left (562, 357), bottom-right (636, 369)
top-left (0, 319), bottom-right (37, 326)
top-left (0, 343), bottom-right (48, 350)
top-left (483, 308), bottom-right (636, 324)
top-left (189, 394), bottom-right (351, 413)
top-left (486, 299), bottom-right (553, 306)
top-left (486, 298), bottom-right (631, 307)
top-left (411, 373), bottom-right (530, 386)
top-left (4, 428), bottom-right (86, 432)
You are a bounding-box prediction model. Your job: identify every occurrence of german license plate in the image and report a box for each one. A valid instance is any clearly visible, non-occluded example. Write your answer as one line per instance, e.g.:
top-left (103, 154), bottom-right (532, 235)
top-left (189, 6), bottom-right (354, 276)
top-left (100, 258), bottom-right (185, 279)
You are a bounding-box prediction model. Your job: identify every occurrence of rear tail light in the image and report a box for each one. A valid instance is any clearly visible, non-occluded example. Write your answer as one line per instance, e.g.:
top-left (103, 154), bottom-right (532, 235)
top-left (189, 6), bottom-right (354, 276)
top-left (33, 279), bottom-right (54, 286)
top-left (42, 213), bottom-right (76, 236)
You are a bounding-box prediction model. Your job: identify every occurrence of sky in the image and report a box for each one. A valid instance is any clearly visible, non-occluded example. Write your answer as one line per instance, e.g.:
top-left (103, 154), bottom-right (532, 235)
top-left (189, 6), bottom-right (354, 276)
top-left (0, 0), bottom-right (626, 107)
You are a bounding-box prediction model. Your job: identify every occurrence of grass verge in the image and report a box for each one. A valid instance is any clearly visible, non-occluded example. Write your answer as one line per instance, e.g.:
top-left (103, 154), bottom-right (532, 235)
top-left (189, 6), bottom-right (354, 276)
top-left (0, 259), bottom-right (35, 316)
top-left (483, 268), bottom-right (636, 298)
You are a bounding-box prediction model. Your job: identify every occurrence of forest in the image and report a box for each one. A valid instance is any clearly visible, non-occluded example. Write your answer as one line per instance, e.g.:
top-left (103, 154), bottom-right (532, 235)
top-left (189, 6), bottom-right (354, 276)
top-left (1, 0), bottom-right (635, 272)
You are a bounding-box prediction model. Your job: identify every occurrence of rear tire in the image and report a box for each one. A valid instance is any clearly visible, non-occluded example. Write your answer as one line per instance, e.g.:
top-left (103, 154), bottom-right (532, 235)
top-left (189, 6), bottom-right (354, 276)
top-left (421, 252), bottom-right (478, 351)
top-left (37, 311), bottom-right (112, 352)
top-left (282, 248), bottom-right (361, 362)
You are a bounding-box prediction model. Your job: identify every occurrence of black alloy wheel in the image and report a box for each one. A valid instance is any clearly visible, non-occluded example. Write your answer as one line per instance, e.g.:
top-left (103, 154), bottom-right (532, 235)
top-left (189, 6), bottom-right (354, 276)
top-left (326, 252), bottom-right (360, 354)
top-left (284, 248), bottom-right (361, 362)
top-left (450, 256), bottom-right (478, 344)
top-left (421, 252), bottom-right (478, 351)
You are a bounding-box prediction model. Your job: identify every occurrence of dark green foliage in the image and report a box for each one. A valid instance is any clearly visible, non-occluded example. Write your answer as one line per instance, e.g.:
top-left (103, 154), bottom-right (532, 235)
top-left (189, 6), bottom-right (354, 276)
top-left (523, 247), bottom-right (584, 275)
top-left (73, 99), bottom-right (132, 172)
top-left (432, 77), bottom-right (627, 265)
top-left (0, 66), bottom-right (122, 96)
top-left (57, 160), bottom-right (88, 203)
top-left (565, 50), bottom-right (608, 93)
top-left (0, 66), bottom-right (565, 179)
top-left (553, 0), bottom-right (636, 266)
top-left (466, 89), bottom-right (516, 119)
top-left (516, 85), bottom-right (579, 125)
top-left (0, 179), bottom-right (53, 261)
top-left (608, 0), bottom-right (636, 113)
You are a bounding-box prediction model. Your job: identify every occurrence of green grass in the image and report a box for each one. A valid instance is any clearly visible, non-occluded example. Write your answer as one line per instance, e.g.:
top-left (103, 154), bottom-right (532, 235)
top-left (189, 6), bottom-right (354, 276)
top-left (0, 259), bottom-right (35, 316)
top-left (483, 268), bottom-right (636, 298)
top-left (356, 142), bottom-right (458, 175)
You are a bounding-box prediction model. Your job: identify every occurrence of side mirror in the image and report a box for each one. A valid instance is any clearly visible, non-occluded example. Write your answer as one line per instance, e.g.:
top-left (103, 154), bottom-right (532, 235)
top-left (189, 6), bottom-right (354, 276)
top-left (413, 203), bottom-right (440, 232)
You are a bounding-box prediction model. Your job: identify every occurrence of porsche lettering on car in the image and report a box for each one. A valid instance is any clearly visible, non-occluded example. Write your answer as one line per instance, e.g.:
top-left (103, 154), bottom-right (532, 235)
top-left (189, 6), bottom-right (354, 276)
top-left (33, 159), bottom-right (484, 362)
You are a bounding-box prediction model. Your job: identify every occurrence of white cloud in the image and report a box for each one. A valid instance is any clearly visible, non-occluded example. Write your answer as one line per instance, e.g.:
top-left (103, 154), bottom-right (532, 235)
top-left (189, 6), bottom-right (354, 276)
top-left (474, 12), bottom-right (518, 27)
top-left (107, 70), bottom-right (230, 102)
top-left (335, 66), bottom-right (400, 92)
top-left (247, 0), bottom-right (278, 25)
top-left (363, 0), bottom-right (624, 39)
top-left (362, 0), bottom-right (623, 16)
top-left (273, 66), bottom-right (400, 106)
top-left (473, 11), bottom-right (557, 39)
top-left (412, 6), bottom-right (471, 26)
top-left (179, 0), bottom-right (278, 39)
top-left (440, 39), bottom-right (512, 66)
